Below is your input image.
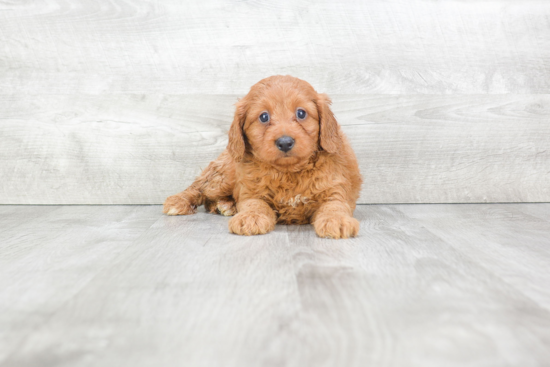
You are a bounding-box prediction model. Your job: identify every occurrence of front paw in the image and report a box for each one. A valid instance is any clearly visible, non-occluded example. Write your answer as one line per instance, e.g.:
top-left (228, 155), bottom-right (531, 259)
top-left (313, 215), bottom-right (359, 239)
top-left (228, 212), bottom-right (275, 236)
top-left (163, 195), bottom-right (196, 215)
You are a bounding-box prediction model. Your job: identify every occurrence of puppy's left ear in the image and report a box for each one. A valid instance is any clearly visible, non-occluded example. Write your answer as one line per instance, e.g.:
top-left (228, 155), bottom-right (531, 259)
top-left (227, 97), bottom-right (248, 162)
top-left (315, 93), bottom-right (342, 154)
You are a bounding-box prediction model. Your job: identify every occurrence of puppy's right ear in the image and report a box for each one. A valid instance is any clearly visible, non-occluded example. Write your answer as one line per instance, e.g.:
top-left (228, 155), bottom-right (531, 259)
top-left (227, 97), bottom-right (248, 162)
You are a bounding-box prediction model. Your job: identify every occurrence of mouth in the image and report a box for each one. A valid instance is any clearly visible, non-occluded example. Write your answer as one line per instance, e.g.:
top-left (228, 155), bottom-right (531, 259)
top-left (274, 155), bottom-right (300, 166)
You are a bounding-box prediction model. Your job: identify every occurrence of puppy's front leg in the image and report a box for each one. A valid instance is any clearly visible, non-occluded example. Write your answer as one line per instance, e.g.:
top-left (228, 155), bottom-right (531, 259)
top-left (228, 199), bottom-right (276, 236)
top-left (312, 201), bottom-right (359, 239)
top-left (163, 185), bottom-right (202, 216)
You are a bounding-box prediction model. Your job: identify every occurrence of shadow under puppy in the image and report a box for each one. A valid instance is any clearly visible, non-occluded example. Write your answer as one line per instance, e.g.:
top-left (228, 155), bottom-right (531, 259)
top-left (164, 75), bottom-right (362, 239)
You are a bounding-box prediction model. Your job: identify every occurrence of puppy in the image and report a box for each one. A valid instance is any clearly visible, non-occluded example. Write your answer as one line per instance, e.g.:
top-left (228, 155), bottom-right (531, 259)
top-left (163, 75), bottom-right (362, 239)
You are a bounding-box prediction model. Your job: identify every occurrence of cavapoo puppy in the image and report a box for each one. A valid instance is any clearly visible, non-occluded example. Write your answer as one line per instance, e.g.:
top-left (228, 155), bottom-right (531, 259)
top-left (163, 75), bottom-right (362, 239)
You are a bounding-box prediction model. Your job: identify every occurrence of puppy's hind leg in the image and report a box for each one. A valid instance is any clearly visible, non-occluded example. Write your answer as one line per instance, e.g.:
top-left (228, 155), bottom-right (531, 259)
top-left (205, 197), bottom-right (237, 216)
top-left (163, 150), bottom-right (236, 216)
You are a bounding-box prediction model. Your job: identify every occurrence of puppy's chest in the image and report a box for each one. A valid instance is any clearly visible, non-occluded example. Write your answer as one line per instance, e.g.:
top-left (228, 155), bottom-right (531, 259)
top-left (275, 193), bottom-right (313, 207)
top-left (238, 164), bottom-right (326, 223)
top-left (264, 185), bottom-right (321, 224)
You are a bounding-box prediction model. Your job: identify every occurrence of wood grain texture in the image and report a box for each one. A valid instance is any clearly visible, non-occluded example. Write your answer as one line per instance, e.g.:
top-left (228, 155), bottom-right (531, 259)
top-left (398, 204), bottom-right (550, 309)
top-left (1, 94), bottom-right (549, 204)
top-left (516, 204), bottom-right (550, 222)
top-left (0, 0), bottom-right (549, 94)
top-left (1, 204), bottom-right (549, 366)
top-left (0, 205), bottom-right (160, 364)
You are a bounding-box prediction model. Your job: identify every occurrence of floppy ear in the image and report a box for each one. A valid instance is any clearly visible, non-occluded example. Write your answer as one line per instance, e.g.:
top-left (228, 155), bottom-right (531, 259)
top-left (315, 93), bottom-right (342, 154)
top-left (227, 97), bottom-right (248, 162)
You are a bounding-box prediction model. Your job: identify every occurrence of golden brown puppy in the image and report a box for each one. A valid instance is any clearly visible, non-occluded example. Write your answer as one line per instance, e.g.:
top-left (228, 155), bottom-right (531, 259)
top-left (163, 75), bottom-right (362, 239)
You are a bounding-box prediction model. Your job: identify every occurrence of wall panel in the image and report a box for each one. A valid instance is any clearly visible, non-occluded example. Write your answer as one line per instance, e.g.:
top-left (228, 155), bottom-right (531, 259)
top-left (1, 94), bottom-right (548, 204)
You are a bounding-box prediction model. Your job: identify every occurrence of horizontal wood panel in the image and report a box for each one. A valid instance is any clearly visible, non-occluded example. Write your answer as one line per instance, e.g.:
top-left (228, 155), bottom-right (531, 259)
top-left (0, 0), bottom-right (549, 94)
top-left (1, 94), bottom-right (549, 204)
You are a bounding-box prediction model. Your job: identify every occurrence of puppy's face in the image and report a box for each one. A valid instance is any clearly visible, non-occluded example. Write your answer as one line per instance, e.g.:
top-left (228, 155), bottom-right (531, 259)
top-left (243, 82), bottom-right (320, 169)
top-left (228, 76), bottom-right (340, 170)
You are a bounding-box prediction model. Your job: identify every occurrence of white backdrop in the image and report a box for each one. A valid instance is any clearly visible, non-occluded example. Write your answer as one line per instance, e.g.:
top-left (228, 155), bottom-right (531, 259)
top-left (1, 0), bottom-right (549, 204)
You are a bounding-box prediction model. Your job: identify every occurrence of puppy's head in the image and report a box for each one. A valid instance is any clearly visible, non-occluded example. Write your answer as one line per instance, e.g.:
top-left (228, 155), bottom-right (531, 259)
top-left (228, 75), bottom-right (341, 170)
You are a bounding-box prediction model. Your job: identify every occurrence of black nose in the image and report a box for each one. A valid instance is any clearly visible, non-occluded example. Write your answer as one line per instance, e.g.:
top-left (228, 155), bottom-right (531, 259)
top-left (275, 136), bottom-right (295, 153)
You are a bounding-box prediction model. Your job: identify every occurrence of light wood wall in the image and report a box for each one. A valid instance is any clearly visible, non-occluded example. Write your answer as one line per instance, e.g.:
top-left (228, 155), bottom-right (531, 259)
top-left (1, 0), bottom-right (549, 204)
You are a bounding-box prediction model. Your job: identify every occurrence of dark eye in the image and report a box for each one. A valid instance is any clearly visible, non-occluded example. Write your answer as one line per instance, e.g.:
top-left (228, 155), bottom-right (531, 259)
top-left (296, 108), bottom-right (307, 120)
top-left (259, 111), bottom-right (270, 123)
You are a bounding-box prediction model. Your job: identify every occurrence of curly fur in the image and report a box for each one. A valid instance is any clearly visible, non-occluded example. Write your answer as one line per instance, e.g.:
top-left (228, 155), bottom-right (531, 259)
top-left (164, 75), bottom-right (362, 239)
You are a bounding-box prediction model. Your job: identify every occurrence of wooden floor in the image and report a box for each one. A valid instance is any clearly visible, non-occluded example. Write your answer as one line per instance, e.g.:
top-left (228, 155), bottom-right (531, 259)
top-left (1, 204), bottom-right (549, 367)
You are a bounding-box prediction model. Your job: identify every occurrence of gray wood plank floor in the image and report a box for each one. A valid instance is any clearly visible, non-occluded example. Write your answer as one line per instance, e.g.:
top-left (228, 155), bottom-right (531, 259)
top-left (0, 204), bottom-right (549, 367)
